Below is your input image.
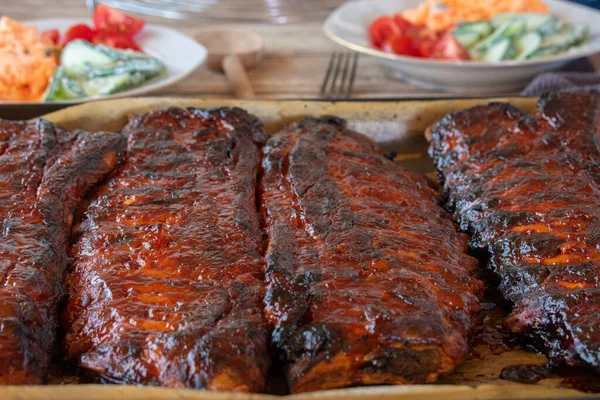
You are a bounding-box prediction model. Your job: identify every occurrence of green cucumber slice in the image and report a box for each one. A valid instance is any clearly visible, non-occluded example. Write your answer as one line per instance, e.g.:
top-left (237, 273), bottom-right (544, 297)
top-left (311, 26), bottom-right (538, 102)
top-left (514, 32), bottom-right (543, 60)
top-left (482, 38), bottom-right (514, 62)
top-left (84, 59), bottom-right (165, 79)
top-left (528, 46), bottom-right (561, 59)
top-left (452, 30), bottom-right (482, 48)
top-left (81, 72), bottom-right (148, 96)
top-left (537, 17), bottom-right (563, 36)
top-left (473, 19), bottom-right (525, 51)
top-left (542, 25), bottom-right (589, 50)
top-left (58, 77), bottom-right (87, 100)
top-left (42, 68), bottom-right (63, 101)
top-left (96, 45), bottom-right (150, 62)
top-left (492, 13), bottom-right (560, 32)
top-left (60, 40), bottom-right (113, 77)
top-left (455, 21), bottom-right (493, 38)
top-left (492, 13), bottom-right (560, 34)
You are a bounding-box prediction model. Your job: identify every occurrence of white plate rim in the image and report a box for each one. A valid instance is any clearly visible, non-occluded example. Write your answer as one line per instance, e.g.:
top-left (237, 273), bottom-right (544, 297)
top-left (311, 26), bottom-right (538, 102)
top-left (1, 18), bottom-right (207, 105)
top-left (323, 0), bottom-right (600, 68)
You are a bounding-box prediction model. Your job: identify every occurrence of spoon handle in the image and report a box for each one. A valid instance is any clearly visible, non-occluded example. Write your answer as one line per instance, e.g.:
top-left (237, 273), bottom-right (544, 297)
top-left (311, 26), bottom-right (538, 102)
top-left (222, 55), bottom-right (255, 99)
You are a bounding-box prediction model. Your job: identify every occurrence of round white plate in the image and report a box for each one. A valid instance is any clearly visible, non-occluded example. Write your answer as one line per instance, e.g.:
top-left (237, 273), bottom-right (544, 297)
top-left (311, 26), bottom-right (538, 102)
top-left (323, 0), bottom-right (600, 93)
top-left (2, 18), bottom-right (207, 105)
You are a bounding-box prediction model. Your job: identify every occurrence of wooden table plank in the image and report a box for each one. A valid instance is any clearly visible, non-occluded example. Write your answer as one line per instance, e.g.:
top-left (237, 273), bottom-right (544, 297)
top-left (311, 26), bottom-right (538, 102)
top-left (1, 0), bottom-right (599, 100)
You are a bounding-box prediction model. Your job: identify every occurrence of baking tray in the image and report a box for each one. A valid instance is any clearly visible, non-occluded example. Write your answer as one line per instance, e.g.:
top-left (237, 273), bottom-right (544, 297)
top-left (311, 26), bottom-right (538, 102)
top-left (2, 97), bottom-right (596, 400)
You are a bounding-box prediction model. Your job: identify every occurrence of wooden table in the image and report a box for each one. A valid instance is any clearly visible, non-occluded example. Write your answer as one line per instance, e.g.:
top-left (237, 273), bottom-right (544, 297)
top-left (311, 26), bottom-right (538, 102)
top-left (2, 0), bottom-right (600, 100)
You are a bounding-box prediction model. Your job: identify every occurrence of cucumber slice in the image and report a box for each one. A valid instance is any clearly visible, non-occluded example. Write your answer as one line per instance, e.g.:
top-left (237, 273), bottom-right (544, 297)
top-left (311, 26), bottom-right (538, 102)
top-left (452, 30), bottom-right (482, 48)
top-left (96, 45), bottom-right (150, 62)
top-left (42, 68), bottom-right (63, 101)
top-left (514, 32), bottom-right (543, 60)
top-left (572, 24), bottom-right (589, 46)
top-left (59, 77), bottom-right (87, 99)
top-left (60, 40), bottom-right (113, 77)
top-left (81, 73), bottom-right (134, 96)
top-left (43, 70), bottom-right (88, 102)
top-left (537, 17), bottom-right (563, 36)
top-left (85, 59), bottom-right (165, 79)
top-left (473, 19), bottom-right (525, 51)
top-left (456, 21), bottom-right (493, 38)
top-left (503, 19), bottom-right (527, 37)
top-left (492, 13), bottom-right (560, 34)
top-left (81, 72), bottom-right (148, 96)
top-left (529, 46), bottom-right (561, 59)
top-left (482, 38), bottom-right (514, 62)
top-left (542, 25), bottom-right (588, 50)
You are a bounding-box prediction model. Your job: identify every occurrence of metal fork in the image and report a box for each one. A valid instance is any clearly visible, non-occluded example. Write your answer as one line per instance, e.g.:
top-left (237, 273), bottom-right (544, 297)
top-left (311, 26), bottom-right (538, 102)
top-left (320, 51), bottom-right (359, 99)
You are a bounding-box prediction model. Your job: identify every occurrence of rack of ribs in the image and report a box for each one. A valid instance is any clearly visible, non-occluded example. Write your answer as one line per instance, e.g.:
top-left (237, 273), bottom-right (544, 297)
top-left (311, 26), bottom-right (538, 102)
top-left (63, 107), bottom-right (270, 391)
top-left (0, 119), bottom-right (125, 384)
top-left (259, 117), bottom-right (483, 393)
top-left (428, 92), bottom-right (600, 371)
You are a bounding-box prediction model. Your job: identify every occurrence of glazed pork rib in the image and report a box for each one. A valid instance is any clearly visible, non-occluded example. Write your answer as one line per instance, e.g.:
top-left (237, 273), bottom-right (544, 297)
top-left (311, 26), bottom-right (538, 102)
top-left (428, 92), bottom-right (600, 371)
top-left (0, 119), bottom-right (125, 384)
top-left (260, 117), bottom-right (483, 393)
top-left (63, 108), bottom-right (270, 391)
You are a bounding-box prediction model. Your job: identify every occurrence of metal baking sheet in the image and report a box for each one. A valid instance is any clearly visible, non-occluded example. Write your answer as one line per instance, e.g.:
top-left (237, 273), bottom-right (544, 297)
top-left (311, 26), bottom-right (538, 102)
top-left (1, 97), bottom-right (595, 400)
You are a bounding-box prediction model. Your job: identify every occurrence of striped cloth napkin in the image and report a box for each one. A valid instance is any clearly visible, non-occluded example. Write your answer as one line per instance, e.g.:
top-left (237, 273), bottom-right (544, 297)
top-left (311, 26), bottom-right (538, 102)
top-left (522, 58), bottom-right (599, 95)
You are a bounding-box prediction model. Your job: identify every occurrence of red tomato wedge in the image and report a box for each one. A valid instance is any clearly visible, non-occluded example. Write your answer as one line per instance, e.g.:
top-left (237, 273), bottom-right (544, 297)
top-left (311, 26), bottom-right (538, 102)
top-left (93, 31), bottom-right (141, 51)
top-left (369, 16), bottom-right (402, 48)
top-left (392, 14), bottom-right (412, 32)
top-left (63, 24), bottom-right (96, 45)
top-left (415, 39), bottom-right (436, 58)
top-left (41, 29), bottom-right (61, 45)
top-left (431, 33), bottom-right (471, 60)
top-left (382, 35), bottom-right (418, 57)
top-left (93, 4), bottom-right (145, 36)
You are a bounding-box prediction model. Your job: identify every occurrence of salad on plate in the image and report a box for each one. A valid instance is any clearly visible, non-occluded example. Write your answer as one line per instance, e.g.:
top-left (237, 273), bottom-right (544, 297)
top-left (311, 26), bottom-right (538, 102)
top-left (369, 0), bottom-right (589, 61)
top-left (0, 5), bottom-right (165, 102)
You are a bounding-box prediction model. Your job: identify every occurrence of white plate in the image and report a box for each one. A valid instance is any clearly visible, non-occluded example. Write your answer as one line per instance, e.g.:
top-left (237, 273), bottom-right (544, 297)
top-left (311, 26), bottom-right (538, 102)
top-left (2, 18), bottom-right (207, 105)
top-left (323, 0), bottom-right (600, 93)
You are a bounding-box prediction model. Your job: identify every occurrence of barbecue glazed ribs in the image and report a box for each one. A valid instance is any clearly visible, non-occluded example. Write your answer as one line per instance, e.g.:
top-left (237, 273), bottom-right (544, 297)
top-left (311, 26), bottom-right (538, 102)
top-left (428, 92), bottom-right (600, 371)
top-left (260, 117), bottom-right (484, 393)
top-left (63, 108), bottom-right (270, 391)
top-left (0, 119), bottom-right (125, 384)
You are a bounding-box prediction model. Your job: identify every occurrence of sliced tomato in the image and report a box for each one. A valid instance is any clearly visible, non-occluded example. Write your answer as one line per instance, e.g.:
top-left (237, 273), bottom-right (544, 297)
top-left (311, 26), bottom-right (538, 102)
top-left (93, 31), bottom-right (141, 51)
top-left (392, 14), bottom-right (413, 32)
top-left (93, 4), bottom-right (145, 36)
top-left (40, 29), bottom-right (61, 45)
top-left (369, 16), bottom-right (402, 48)
top-left (382, 35), bottom-right (418, 57)
top-left (431, 33), bottom-right (471, 60)
top-left (415, 38), bottom-right (436, 58)
top-left (63, 24), bottom-right (96, 44)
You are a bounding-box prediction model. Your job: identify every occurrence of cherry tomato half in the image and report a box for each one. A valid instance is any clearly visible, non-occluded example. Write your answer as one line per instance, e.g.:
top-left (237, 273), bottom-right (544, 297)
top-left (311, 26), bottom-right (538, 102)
top-left (93, 31), bottom-right (142, 51)
top-left (431, 33), bottom-right (471, 61)
top-left (93, 4), bottom-right (145, 36)
top-left (40, 29), bottom-right (61, 45)
top-left (382, 35), bottom-right (418, 57)
top-left (369, 16), bottom-right (402, 48)
top-left (63, 24), bottom-right (96, 45)
top-left (415, 38), bottom-right (436, 58)
top-left (392, 14), bottom-right (413, 32)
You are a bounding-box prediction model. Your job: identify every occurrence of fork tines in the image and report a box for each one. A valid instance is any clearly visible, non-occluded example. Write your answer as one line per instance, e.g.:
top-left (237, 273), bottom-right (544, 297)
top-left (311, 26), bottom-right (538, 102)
top-left (320, 51), bottom-right (359, 99)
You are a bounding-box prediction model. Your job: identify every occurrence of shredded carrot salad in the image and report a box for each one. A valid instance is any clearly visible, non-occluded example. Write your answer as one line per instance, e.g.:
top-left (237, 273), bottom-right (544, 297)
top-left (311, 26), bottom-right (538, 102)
top-left (0, 17), bottom-right (59, 102)
top-left (403, 0), bottom-right (550, 33)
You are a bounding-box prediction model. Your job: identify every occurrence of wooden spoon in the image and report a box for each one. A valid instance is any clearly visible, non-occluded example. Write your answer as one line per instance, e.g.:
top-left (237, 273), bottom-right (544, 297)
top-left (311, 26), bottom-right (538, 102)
top-left (195, 28), bottom-right (264, 99)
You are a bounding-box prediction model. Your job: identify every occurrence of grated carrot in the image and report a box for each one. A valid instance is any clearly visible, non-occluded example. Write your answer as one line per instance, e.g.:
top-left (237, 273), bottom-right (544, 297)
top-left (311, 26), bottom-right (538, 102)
top-left (0, 17), bottom-right (59, 102)
top-left (403, 0), bottom-right (550, 33)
